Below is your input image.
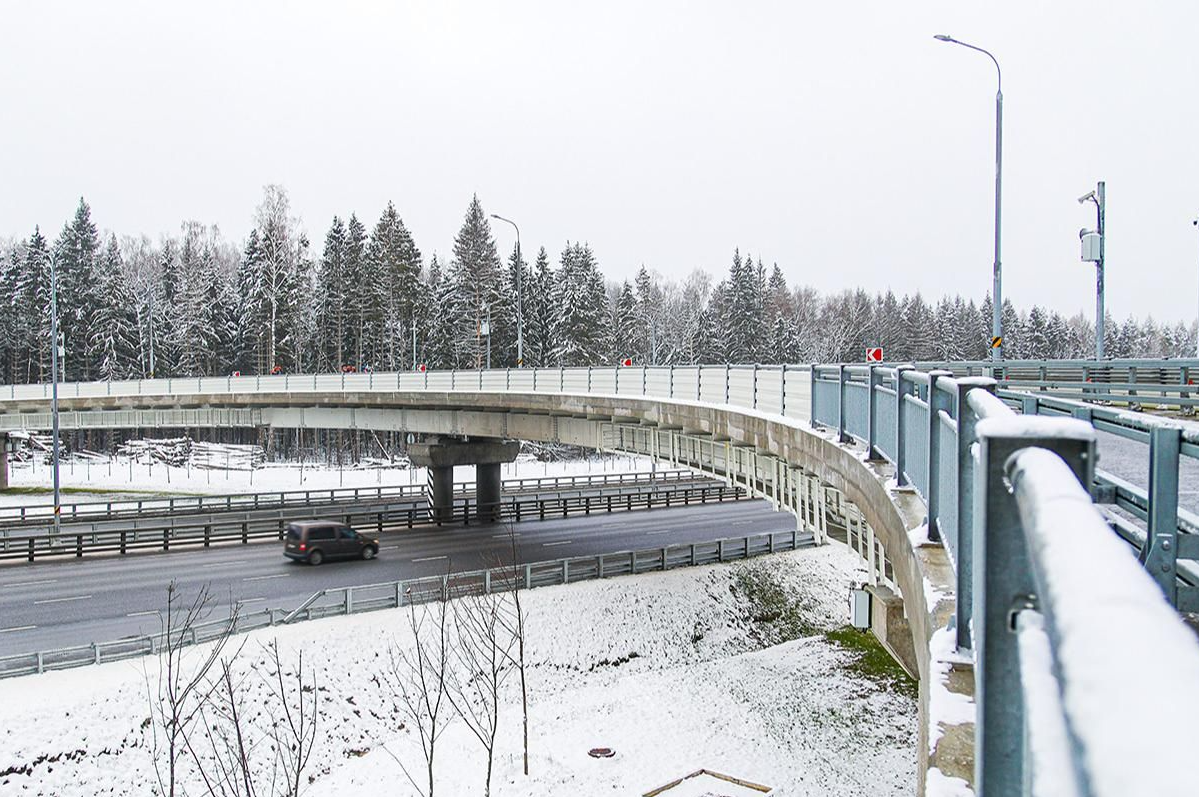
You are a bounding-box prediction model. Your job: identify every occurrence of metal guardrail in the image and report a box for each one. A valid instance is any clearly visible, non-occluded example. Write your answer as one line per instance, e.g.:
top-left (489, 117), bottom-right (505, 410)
top-left (0, 364), bottom-right (813, 421)
top-left (0, 526), bottom-right (812, 678)
top-left (811, 364), bottom-right (1199, 613)
top-left (0, 469), bottom-right (699, 525)
top-left (909, 357), bottom-right (1199, 408)
top-left (812, 362), bottom-right (1199, 795)
top-left (0, 483), bottom-right (745, 562)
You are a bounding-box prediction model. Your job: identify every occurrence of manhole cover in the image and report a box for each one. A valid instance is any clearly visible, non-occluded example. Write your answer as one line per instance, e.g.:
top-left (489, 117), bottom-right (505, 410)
top-left (588, 747), bottom-right (616, 758)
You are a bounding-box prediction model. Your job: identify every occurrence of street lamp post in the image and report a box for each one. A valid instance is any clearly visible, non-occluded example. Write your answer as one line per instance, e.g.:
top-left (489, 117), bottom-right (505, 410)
top-left (45, 248), bottom-right (62, 539)
top-left (1078, 182), bottom-right (1106, 359)
top-left (935, 34), bottom-right (1004, 362)
top-left (490, 214), bottom-right (523, 367)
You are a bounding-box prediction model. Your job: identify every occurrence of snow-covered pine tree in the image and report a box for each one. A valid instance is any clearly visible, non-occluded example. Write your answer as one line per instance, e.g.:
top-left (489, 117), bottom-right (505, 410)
top-left (423, 254), bottom-right (457, 368)
top-left (521, 247), bottom-right (554, 367)
top-left (611, 281), bottom-right (638, 363)
top-left (53, 198), bottom-right (101, 381)
top-left (448, 196), bottom-right (505, 368)
top-left (88, 235), bottom-right (139, 380)
top-left (0, 246), bottom-right (21, 383)
top-left (315, 216), bottom-right (348, 371)
top-left (497, 243), bottom-right (526, 366)
top-left (22, 228), bottom-right (53, 382)
top-left (367, 202), bottom-right (422, 370)
top-left (343, 214), bottom-right (369, 369)
top-left (552, 242), bottom-right (608, 365)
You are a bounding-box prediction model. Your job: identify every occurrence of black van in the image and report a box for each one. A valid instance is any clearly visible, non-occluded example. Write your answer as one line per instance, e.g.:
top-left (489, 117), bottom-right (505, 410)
top-left (283, 520), bottom-right (379, 565)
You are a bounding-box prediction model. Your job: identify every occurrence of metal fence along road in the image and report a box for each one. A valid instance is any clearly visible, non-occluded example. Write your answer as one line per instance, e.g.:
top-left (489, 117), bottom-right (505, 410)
top-left (0, 526), bottom-right (812, 678)
top-left (0, 482), bottom-right (746, 562)
top-left (0, 469), bottom-right (703, 526)
top-left (811, 363), bottom-right (1199, 796)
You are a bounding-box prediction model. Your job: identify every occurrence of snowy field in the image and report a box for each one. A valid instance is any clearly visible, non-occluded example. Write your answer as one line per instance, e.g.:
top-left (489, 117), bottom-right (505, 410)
top-left (1, 454), bottom-right (656, 506)
top-left (0, 545), bottom-right (916, 796)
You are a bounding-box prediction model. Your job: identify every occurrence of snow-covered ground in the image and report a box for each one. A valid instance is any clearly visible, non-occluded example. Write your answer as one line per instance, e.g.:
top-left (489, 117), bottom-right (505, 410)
top-left (1, 454), bottom-right (656, 505)
top-left (0, 545), bottom-right (916, 796)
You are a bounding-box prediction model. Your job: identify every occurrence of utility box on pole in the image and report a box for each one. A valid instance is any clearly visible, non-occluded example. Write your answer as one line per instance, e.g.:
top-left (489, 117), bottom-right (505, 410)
top-left (849, 585), bottom-right (872, 629)
top-left (1080, 232), bottom-right (1102, 262)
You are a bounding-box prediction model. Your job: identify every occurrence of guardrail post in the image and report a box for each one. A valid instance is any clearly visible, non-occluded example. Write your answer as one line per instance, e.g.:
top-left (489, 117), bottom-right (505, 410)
top-left (953, 377), bottom-right (995, 651)
top-left (836, 365), bottom-right (851, 443)
top-left (926, 370), bottom-right (953, 542)
top-left (894, 365), bottom-right (913, 486)
top-left (866, 365), bottom-right (881, 459)
top-left (1141, 425), bottom-right (1182, 604)
top-left (973, 419), bottom-right (1095, 795)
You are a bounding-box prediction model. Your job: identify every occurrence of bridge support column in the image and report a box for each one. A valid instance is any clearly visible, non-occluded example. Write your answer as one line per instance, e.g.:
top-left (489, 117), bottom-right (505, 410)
top-left (476, 462), bottom-right (502, 523)
top-left (0, 435), bottom-right (7, 490)
top-left (428, 465), bottom-right (455, 523)
top-left (409, 436), bottom-right (520, 525)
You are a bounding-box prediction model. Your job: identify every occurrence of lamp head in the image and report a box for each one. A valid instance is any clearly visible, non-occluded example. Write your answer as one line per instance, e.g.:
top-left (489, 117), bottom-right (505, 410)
top-left (934, 34), bottom-right (954, 42)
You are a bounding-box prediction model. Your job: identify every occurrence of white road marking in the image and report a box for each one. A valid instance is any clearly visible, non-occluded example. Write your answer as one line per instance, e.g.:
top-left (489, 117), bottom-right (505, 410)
top-left (543, 540), bottom-right (573, 547)
top-left (34, 594), bottom-right (91, 605)
top-left (201, 560), bottom-right (249, 569)
top-left (242, 574), bottom-right (290, 582)
top-left (384, 545), bottom-right (402, 550)
top-left (2, 579), bottom-right (58, 588)
top-left (237, 597), bottom-right (266, 604)
top-left (126, 610), bottom-right (159, 618)
top-left (412, 555), bottom-right (448, 562)
top-left (646, 530), bottom-right (674, 535)
top-left (0, 625), bottom-right (36, 633)
top-left (491, 533), bottom-right (521, 539)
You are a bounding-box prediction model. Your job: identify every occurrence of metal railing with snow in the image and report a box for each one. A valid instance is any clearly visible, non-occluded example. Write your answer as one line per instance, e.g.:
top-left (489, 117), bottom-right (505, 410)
top-left (811, 362), bottom-right (1199, 795)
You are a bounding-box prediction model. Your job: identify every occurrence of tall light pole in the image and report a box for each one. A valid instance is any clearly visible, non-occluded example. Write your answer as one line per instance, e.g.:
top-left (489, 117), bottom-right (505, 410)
top-left (490, 214), bottom-right (523, 367)
top-left (935, 34), bottom-right (1004, 361)
top-left (45, 248), bottom-right (62, 539)
top-left (1078, 182), bottom-right (1106, 359)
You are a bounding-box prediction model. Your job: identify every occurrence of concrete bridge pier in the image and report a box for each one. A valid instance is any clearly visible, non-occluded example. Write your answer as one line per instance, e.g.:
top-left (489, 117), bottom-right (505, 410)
top-left (409, 436), bottom-right (520, 524)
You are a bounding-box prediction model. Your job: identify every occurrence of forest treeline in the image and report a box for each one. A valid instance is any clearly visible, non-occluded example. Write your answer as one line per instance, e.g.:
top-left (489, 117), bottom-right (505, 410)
top-left (2, 186), bottom-right (1194, 385)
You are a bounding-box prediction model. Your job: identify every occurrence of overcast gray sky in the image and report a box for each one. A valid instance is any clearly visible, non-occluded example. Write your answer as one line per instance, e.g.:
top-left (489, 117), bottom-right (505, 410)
top-left (3, 1), bottom-right (1196, 322)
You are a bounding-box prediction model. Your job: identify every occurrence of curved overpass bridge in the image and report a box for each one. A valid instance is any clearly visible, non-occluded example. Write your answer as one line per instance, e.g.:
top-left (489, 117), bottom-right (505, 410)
top-left (3, 362), bottom-right (1199, 796)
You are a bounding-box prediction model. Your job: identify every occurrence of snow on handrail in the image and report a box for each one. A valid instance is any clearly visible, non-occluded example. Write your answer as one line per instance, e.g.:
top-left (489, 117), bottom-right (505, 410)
top-left (1007, 447), bottom-right (1199, 797)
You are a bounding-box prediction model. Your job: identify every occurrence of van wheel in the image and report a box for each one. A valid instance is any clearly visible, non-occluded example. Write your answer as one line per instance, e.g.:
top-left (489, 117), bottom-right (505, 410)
top-left (362, 546), bottom-right (377, 561)
top-left (307, 549), bottom-right (324, 566)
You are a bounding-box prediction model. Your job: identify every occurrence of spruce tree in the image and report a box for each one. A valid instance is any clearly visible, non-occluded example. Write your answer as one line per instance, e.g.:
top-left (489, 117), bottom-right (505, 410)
top-left (448, 196), bottom-right (504, 368)
top-left (315, 216), bottom-right (348, 371)
top-left (53, 198), bottom-right (101, 381)
top-left (367, 202), bottom-right (422, 370)
top-left (88, 236), bottom-right (139, 380)
top-left (612, 281), bottom-right (639, 362)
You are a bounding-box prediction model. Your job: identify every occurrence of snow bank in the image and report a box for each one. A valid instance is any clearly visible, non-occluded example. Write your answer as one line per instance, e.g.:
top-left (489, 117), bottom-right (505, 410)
top-left (0, 545), bottom-right (916, 796)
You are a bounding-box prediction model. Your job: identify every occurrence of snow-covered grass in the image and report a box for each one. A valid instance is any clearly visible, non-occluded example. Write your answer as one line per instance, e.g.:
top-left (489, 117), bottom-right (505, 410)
top-left (0, 544), bottom-right (916, 796)
top-left (1, 454), bottom-right (656, 503)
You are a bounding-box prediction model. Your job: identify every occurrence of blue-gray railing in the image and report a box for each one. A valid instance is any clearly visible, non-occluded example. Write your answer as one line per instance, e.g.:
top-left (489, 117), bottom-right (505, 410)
top-left (811, 363), bottom-right (1199, 796)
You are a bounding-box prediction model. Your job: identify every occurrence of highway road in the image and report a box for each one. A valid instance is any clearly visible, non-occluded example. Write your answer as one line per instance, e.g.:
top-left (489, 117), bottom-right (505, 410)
top-left (0, 499), bottom-right (793, 657)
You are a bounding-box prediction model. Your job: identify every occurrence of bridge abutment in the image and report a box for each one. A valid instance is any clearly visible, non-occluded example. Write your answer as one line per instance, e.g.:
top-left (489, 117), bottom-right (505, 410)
top-left (409, 436), bottom-right (520, 523)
